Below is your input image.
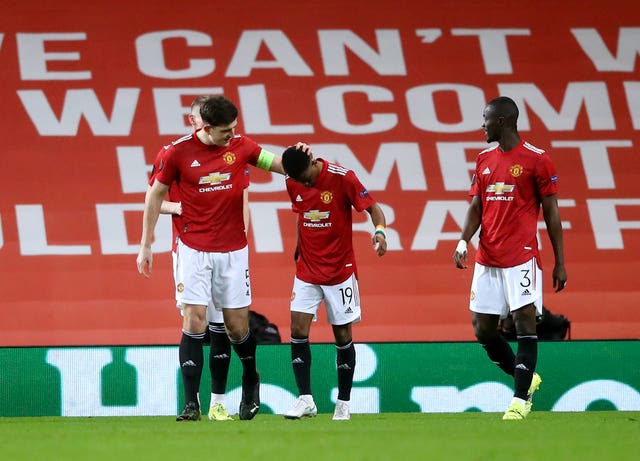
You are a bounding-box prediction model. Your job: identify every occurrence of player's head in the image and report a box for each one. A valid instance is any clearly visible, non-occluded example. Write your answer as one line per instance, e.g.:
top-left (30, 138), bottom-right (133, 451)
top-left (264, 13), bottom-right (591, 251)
top-left (188, 95), bottom-right (209, 130)
top-left (199, 95), bottom-right (239, 147)
top-left (482, 96), bottom-right (519, 143)
top-left (282, 146), bottom-right (315, 186)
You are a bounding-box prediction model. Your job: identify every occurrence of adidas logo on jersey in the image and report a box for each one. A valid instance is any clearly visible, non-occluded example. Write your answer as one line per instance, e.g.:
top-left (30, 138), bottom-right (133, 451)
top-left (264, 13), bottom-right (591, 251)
top-left (295, 194), bottom-right (303, 202)
top-left (521, 289), bottom-right (531, 296)
top-left (482, 167), bottom-right (491, 175)
top-left (292, 357), bottom-right (304, 364)
top-left (190, 159), bottom-right (201, 167)
top-left (344, 306), bottom-right (353, 314)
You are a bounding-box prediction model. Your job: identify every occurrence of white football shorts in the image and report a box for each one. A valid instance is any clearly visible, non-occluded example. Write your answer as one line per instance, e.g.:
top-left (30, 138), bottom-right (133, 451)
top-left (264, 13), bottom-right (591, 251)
top-left (172, 251), bottom-right (223, 323)
top-left (174, 239), bottom-right (251, 310)
top-left (290, 273), bottom-right (361, 326)
top-left (469, 257), bottom-right (542, 318)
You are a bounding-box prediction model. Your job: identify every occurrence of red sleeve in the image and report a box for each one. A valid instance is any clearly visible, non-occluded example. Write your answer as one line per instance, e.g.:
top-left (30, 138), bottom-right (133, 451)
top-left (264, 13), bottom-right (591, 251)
top-left (148, 147), bottom-right (166, 186)
top-left (345, 171), bottom-right (375, 212)
top-left (155, 146), bottom-right (177, 186)
top-left (536, 153), bottom-right (558, 196)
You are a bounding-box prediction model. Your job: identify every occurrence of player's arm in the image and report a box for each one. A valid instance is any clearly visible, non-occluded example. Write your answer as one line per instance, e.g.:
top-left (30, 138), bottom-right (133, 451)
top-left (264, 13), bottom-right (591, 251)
top-left (366, 203), bottom-right (387, 257)
top-left (453, 195), bottom-right (482, 269)
top-left (243, 188), bottom-right (250, 234)
top-left (262, 142), bottom-right (314, 175)
top-left (137, 179), bottom-right (170, 278)
top-left (541, 193), bottom-right (567, 292)
top-left (144, 185), bottom-right (181, 215)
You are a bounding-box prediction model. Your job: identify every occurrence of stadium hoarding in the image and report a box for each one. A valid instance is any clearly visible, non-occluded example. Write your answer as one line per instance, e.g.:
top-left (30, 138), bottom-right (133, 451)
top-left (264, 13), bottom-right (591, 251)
top-left (1, 341), bottom-right (638, 417)
top-left (1, 1), bottom-right (640, 347)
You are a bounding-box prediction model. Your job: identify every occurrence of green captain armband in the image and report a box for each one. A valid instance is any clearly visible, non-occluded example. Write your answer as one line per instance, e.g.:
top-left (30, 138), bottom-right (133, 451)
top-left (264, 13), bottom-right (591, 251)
top-left (256, 149), bottom-right (276, 171)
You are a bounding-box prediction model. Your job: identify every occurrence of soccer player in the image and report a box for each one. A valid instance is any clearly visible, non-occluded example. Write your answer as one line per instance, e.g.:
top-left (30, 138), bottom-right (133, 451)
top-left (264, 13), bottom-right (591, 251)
top-left (137, 95), bottom-right (308, 421)
top-left (280, 146), bottom-right (387, 421)
top-left (145, 96), bottom-right (250, 421)
top-left (453, 96), bottom-right (567, 420)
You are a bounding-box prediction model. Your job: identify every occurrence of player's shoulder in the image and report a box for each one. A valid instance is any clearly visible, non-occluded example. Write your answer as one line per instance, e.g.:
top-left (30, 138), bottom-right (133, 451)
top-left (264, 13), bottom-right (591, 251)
top-left (478, 143), bottom-right (500, 156)
top-left (521, 141), bottom-right (546, 155)
top-left (325, 161), bottom-right (350, 177)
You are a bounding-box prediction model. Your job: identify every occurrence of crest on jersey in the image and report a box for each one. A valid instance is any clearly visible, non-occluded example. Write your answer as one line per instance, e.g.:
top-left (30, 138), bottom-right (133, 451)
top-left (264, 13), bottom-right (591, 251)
top-left (177, 283), bottom-right (184, 293)
top-left (223, 152), bottom-right (236, 164)
top-left (510, 164), bottom-right (524, 177)
top-left (320, 191), bottom-right (333, 204)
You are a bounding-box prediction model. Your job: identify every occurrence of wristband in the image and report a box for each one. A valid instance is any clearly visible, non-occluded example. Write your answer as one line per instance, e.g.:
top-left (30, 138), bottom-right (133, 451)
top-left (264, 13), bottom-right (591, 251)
top-left (374, 225), bottom-right (386, 239)
top-left (456, 239), bottom-right (467, 254)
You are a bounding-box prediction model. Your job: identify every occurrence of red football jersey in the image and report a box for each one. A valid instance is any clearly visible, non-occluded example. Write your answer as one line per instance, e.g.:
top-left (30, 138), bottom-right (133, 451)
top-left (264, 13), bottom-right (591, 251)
top-left (154, 132), bottom-right (259, 252)
top-left (469, 140), bottom-right (558, 268)
top-left (286, 159), bottom-right (376, 285)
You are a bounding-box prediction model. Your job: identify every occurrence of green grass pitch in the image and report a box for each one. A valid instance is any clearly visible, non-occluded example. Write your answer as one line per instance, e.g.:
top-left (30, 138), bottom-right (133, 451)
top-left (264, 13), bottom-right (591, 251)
top-left (1, 412), bottom-right (638, 461)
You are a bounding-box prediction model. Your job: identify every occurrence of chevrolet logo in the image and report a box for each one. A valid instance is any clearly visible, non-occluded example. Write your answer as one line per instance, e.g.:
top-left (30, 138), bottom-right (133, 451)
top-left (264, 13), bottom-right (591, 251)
top-left (303, 210), bottom-right (330, 222)
top-left (199, 172), bottom-right (231, 185)
top-left (486, 182), bottom-right (515, 195)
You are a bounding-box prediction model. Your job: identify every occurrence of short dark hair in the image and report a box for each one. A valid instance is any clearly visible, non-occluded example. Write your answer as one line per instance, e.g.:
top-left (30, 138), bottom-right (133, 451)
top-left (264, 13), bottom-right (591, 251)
top-left (488, 96), bottom-right (519, 125)
top-left (282, 146), bottom-right (311, 180)
top-left (199, 95), bottom-right (238, 127)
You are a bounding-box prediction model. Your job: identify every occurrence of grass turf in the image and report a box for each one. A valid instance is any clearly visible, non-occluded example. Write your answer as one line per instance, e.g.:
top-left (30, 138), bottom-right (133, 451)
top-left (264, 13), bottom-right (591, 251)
top-left (1, 411), bottom-right (638, 461)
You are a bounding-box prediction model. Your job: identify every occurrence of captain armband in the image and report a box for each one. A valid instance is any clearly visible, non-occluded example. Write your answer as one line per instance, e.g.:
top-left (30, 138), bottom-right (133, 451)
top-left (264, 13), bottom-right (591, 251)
top-left (256, 149), bottom-right (276, 171)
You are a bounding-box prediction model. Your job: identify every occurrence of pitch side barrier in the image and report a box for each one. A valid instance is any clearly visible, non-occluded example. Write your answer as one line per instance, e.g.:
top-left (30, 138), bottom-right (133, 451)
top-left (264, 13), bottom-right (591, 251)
top-left (1, 341), bottom-right (638, 417)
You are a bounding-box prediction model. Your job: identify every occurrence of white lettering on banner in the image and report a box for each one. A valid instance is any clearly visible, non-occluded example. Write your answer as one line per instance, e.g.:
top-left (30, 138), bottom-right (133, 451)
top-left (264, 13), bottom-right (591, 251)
top-left (415, 29), bottom-right (442, 43)
top-left (317, 85), bottom-right (397, 134)
top-left (587, 198), bottom-right (640, 249)
top-left (411, 200), bottom-right (478, 251)
top-left (13, 83), bottom-right (636, 136)
top-left (16, 33), bottom-right (91, 80)
top-left (498, 82), bottom-right (615, 131)
top-left (46, 348), bottom-right (178, 416)
top-left (96, 204), bottom-right (172, 254)
top-left (227, 31), bottom-right (312, 77)
top-left (406, 84), bottom-right (485, 132)
top-left (16, 205), bottom-right (91, 255)
top-left (239, 85), bottom-right (314, 134)
top-left (136, 30), bottom-right (214, 79)
top-left (307, 143), bottom-right (427, 191)
top-left (623, 82), bottom-right (640, 129)
top-left (117, 146), bottom-right (152, 194)
top-left (411, 383), bottom-right (513, 412)
top-left (572, 27), bottom-right (640, 72)
top-left (451, 28), bottom-right (531, 75)
top-left (153, 87), bottom-right (224, 135)
top-left (552, 380), bottom-right (640, 411)
top-left (319, 29), bottom-right (406, 76)
top-left (247, 201), bottom-right (291, 253)
top-left (0, 214), bottom-right (3, 249)
top-left (437, 142), bottom-right (488, 191)
top-left (552, 140), bottom-right (632, 189)
top-left (17, 88), bottom-right (140, 136)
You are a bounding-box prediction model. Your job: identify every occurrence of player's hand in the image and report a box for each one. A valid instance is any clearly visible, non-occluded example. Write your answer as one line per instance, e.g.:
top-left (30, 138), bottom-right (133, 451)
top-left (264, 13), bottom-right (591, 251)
top-left (453, 240), bottom-right (468, 269)
top-left (294, 142), bottom-right (313, 158)
top-left (136, 247), bottom-right (153, 278)
top-left (173, 201), bottom-right (182, 215)
top-left (553, 263), bottom-right (567, 292)
top-left (372, 233), bottom-right (387, 257)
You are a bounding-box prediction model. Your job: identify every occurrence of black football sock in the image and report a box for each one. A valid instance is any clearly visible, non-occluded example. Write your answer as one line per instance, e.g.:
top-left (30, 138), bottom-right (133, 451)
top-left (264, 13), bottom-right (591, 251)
top-left (179, 330), bottom-right (205, 406)
top-left (209, 322), bottom-right (231, 395)
top-left (230, 330), bottom-right (259, 385)
top-left (481, 335), bottom-right (516, 376)
top-left (336, 341), bottom-right (356, 401)
top-left (514, 335), bottom-right (538, 400)
top-left (290, 337), bottom-right (312, 395)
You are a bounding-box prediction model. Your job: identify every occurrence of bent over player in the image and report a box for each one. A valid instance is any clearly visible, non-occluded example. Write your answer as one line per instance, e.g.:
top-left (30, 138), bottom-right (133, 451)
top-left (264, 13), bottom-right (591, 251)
top-left (453, 96), bottom-right (567, 420)
top-left (281, 146), bottom-right (387, 421)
